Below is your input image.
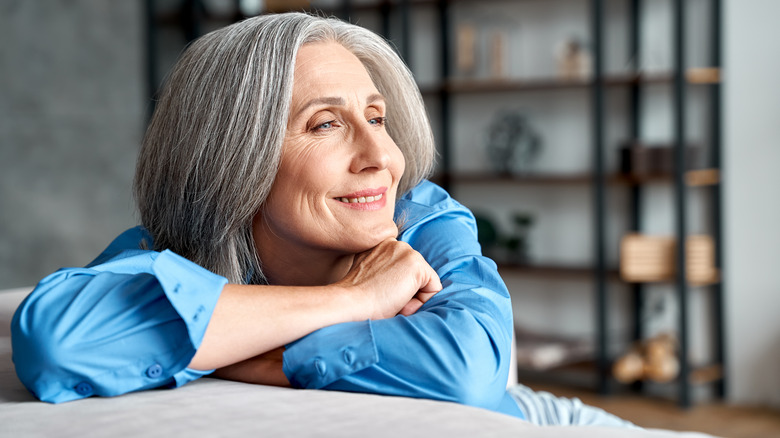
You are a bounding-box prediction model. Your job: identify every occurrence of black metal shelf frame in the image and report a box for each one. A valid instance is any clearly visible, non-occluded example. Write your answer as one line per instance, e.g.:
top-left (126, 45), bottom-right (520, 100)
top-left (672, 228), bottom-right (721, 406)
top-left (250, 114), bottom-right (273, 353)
top-left (591, 0), bottom-right (726, 407)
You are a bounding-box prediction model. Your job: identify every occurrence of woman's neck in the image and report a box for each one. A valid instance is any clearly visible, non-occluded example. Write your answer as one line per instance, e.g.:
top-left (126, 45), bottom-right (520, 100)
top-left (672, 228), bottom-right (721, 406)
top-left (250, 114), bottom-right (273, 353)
top-left (260, 249), bottom-right (355, 287)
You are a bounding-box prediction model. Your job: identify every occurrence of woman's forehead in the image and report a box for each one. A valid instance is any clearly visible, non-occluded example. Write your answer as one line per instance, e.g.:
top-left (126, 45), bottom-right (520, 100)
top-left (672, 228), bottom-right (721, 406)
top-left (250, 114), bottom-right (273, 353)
top-left (289, 42), bottom-right (382, 111)
top-left (293, 42), bottom-right (368, 81)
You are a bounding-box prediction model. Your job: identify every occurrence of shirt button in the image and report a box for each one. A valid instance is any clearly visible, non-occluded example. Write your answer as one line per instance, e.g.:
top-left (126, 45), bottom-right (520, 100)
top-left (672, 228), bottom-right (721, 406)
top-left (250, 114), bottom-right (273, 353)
top-left (146, 363), bottom-right (164, 379)
top-left (74, 382), bottom-right (93, 396)
top-left (342, 348), bottom-right (355, 365)
top-left (314, 359), bottom-right (327, 377)
top-left (193, 305), bottom-right (205, 322)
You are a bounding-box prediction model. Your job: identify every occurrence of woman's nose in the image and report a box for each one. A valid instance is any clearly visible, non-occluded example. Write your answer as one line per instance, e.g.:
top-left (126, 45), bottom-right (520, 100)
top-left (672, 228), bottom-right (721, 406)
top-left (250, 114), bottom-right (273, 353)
top-left (349, 125), bottom-right (391, 173)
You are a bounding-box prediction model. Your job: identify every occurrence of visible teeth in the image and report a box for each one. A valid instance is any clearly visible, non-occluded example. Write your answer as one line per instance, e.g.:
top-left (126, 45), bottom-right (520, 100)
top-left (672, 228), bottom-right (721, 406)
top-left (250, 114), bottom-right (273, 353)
top-left (338, 193), bottom-right (382, 204)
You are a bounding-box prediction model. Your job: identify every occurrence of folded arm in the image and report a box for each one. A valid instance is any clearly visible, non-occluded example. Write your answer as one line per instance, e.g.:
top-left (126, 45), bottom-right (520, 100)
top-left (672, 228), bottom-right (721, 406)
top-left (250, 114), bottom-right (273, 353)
top-left (11, 249), bottom-right (225, 403)
top-left (12, 230), bottom-right (440, 402)
top-left (281, 189), bottom-right (514, 411)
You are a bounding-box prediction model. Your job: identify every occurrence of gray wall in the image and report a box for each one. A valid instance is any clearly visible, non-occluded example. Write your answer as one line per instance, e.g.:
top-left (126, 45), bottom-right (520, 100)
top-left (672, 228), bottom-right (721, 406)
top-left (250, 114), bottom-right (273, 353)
top-left (0, 0), bottom-right (144, 288)
top-left (724, 0), bottom-right (780, 408)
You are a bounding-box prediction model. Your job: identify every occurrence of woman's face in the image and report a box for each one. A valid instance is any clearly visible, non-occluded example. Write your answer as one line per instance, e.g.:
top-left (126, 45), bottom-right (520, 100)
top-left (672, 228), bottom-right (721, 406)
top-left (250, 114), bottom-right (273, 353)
top-left (253, 41), bottom-right (405, 269)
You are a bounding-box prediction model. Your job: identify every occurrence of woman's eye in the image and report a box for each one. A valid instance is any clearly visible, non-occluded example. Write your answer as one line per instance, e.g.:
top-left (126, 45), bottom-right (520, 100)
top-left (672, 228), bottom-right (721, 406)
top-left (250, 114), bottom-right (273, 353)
top-left (369, 116), bottom-right (387, 127)
top-left (312, 120), bottom-right (336, 131)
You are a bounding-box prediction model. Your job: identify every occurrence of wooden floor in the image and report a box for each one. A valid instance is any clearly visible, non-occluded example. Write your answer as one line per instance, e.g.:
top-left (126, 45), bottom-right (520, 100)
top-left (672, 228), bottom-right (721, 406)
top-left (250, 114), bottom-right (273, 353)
top-left (528, 383), bottom-right (780, 438)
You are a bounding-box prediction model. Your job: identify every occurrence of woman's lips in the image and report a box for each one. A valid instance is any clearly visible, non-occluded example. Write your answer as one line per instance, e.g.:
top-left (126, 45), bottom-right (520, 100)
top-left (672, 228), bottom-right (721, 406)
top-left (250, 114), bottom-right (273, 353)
top-left (335, 187), bottom-right (388, 210)
top-left (337, 192), bottom-right (383, 204)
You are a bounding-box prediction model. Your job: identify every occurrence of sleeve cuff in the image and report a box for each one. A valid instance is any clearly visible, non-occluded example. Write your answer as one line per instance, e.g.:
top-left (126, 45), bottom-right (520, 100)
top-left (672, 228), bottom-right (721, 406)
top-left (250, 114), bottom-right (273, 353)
top-left (172, 367), bottom-right (215, 388)
top-left (152, 250), bottom-right (228, 349)
top-left (283, 320), bottom-right (379, 389)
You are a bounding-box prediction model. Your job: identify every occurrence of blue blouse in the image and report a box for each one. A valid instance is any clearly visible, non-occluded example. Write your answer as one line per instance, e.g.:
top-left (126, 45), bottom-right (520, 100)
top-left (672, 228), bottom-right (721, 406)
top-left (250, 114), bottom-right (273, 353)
top-left (11, 180), bottom-right (523, 418)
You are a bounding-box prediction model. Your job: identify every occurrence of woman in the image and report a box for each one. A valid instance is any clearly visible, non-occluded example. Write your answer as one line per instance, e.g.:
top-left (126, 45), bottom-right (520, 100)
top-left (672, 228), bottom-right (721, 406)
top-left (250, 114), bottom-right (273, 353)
top-left (12, 12), bottom-right (632, 427)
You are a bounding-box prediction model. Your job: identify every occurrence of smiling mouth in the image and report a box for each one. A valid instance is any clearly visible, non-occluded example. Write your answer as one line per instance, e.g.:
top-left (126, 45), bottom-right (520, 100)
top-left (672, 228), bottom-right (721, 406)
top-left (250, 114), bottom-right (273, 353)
top-left (337, 193), bottom-right (384, 204)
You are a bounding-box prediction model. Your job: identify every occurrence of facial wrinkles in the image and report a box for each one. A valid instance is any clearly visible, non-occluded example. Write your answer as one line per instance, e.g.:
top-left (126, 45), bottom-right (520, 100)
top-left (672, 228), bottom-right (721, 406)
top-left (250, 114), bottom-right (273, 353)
top-left (286, 104), bottom-right (394, 198)
top-left (294, 132), bottom-right (395, 240)
top-left (278, 139), bottom-right (338, 223)
top-left (282, 132), bottom-right (380, 248)
top-left (283, 131), bottom-right (386, 220)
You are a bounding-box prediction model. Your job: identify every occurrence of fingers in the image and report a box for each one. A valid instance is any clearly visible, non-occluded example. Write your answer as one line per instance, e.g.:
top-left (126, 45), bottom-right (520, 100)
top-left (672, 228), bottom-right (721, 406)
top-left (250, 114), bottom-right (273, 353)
top-left (415, 290), bottom-right (438, 304)
top-left (398, 298), bottom-right (424, 317)
top-left (398, 287), bottom-right (440, 316)
top-left (399, 266), bottom-right (441, 317)
top-left (340, 239), bottom-right (443, 319)
top-left (418, 267), bottom-right (442, 294)
top-left (387, 241), bottom-right (442, 306)
top-left (398, 291), bottom-right (435, 317)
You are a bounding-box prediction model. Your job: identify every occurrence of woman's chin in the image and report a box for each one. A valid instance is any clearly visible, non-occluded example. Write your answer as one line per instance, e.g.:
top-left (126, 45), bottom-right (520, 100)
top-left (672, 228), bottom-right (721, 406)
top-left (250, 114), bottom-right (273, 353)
top-left (346, 229), bottom-right (399, 253)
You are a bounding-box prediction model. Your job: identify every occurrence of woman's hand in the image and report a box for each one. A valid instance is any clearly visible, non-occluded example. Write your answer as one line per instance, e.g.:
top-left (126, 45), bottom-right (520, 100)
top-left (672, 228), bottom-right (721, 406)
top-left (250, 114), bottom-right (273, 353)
top-left (336, 239), bottom-right (442, 320)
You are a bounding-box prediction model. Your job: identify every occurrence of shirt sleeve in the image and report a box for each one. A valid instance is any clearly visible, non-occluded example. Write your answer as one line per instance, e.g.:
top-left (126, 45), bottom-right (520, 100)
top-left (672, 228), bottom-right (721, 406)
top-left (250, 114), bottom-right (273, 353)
top-left (11, 249), bottom-right (227, 403)
top-left (282, 186), bottom-right (515, 412)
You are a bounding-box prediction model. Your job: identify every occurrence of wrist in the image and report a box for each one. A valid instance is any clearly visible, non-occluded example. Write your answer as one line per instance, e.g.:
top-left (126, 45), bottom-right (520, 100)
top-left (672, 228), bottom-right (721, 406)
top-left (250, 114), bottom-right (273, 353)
top-left (326, 283), bottom-right (368, 323)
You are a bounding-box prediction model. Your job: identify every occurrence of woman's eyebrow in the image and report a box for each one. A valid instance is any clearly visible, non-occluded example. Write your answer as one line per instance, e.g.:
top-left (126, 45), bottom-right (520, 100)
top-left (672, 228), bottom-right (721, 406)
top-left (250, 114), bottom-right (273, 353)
top-left (294, 96), bottom-right (345, 120)
top-left (366, 93), bottom-right (385, 105)
top-left (293, 94), bottom-right (386, 120)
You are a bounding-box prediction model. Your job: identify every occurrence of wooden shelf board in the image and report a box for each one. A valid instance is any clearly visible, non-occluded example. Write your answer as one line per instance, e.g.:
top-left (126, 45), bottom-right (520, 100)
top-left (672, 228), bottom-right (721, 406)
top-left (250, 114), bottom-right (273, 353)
top-left (517, 358), bottom-right (598, 374)
top-left (608, 363), bottom-right (724, 386)
top-left (522, 359), bottom-right (724, 386)
top-left (685, 169), bottom-right (721, 186)
top-left (689, 364), bottom-right (724, 385)
top-left (618, 169), bottom-right (721, 187)
top-left (622, 271), bottom-right (721, 288)
top-left (444, 77), bottom-right (591, 93)
top-left (445, 172), bottom-right (593, 185)
top-left (436, 169), bottom-right (720, 187)
top-left (435, 70), bottom-right (719, 94)
top-left (686, 67), bottom-right (721, 84)
top-left (497, 263), bottom-right (620, 280)
top-left (516, 359), bottom-right (600, 390)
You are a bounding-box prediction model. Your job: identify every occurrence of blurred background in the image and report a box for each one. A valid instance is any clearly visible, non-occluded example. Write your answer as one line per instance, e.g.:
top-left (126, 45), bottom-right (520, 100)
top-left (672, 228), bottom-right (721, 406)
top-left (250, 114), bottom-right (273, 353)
top-left (1, 0), bottom-right (778, 434)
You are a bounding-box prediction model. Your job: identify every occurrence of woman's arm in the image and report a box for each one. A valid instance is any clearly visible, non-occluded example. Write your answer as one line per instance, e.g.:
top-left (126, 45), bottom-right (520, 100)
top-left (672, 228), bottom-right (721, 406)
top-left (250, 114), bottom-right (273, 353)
top-left (189, 239), bottom-right (441, 371)
top-left (11, 249), bottom-right (225, 403)
top-left (211, 347), bottom-right (290, 386)
top-left (279, 182), bottom-right (514, 412)
top-left (11, 233), bottom-right (440, 403)
top-left (207, 238), bottom-right (443, 386)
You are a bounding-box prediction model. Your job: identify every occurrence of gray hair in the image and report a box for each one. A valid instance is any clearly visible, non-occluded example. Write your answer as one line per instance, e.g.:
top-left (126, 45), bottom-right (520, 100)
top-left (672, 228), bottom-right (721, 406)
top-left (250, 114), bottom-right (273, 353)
top-left (134, 12), bottom-right (436, 284)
